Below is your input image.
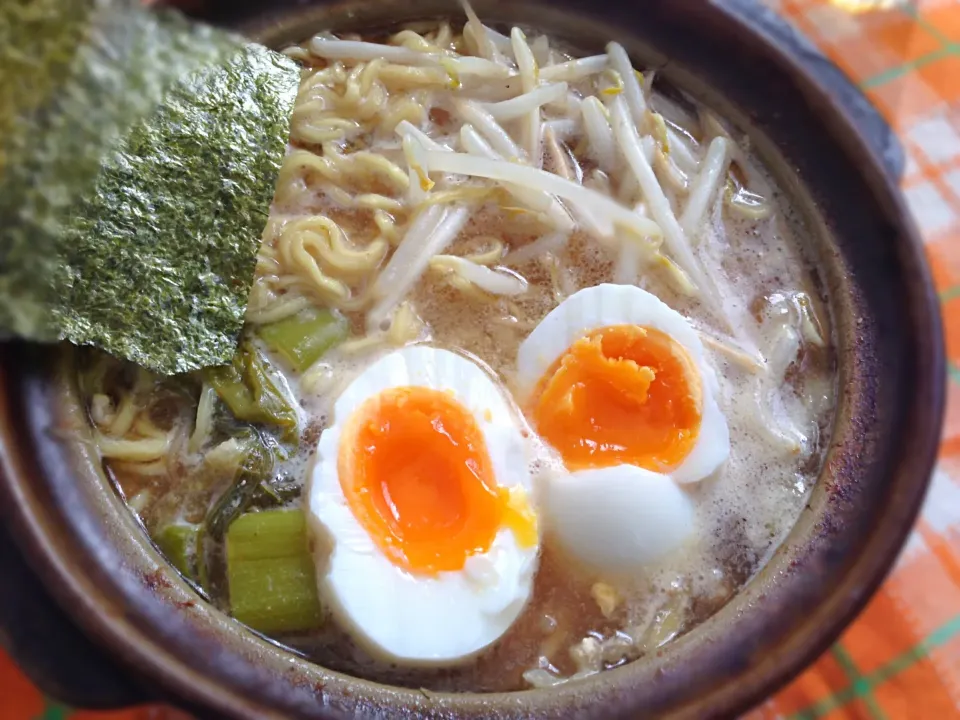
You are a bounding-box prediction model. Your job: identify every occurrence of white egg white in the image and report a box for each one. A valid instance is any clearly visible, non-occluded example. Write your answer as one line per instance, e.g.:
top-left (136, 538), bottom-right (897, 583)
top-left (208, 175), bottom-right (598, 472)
top-left (516, 283), bottom-right (730, 484)
top-left (543, 465), bottom-right (696, 571)
top-left (308, 346), bottom-right (539, 666)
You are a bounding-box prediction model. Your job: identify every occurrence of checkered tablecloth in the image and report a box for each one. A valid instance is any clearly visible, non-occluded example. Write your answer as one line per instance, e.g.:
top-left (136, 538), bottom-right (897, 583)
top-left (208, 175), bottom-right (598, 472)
top-left (1, 2), bottom-right (958, 719)
top-left (746, 2), bottom-right (960, 719)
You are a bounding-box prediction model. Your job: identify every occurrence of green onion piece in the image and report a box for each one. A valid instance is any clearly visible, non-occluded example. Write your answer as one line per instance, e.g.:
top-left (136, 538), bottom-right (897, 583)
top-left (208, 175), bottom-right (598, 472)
top-left (154, 523), bottom-right (199, 580)
top-left (257, 309), bottom-right (348, 373)
top-left (204, 342), bottom-right (298, 433)
top-left (226, 510), bottom-right (323, 633)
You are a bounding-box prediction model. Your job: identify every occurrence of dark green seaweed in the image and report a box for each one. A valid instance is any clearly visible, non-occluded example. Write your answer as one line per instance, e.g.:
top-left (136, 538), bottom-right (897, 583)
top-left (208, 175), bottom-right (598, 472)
top-left (0, 1), bottom-right (300, 374)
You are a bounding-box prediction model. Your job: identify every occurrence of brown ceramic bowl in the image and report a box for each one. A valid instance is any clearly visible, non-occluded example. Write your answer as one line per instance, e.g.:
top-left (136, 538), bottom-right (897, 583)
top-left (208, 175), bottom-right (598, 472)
top-left (0, 1), bottom-right (946, 718)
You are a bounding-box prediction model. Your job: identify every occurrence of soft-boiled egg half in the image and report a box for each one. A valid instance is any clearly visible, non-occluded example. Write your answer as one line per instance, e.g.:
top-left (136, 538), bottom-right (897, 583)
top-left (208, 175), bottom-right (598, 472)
top-left (516, 284), bottom-right (729, 572)
top-left (308, 346), bottom-right (539, 665)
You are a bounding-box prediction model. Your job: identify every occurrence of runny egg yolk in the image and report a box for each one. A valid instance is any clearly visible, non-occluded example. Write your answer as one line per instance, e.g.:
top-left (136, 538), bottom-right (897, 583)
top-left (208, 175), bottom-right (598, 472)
top-left (338, 386), bottom-right (537, 575)
top-left (530, 325), bottom-right (703, 472)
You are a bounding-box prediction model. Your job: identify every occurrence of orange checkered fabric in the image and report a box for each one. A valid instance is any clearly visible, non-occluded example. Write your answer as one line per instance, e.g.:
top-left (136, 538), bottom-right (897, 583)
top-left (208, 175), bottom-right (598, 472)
top-left (748, 1), bottom-right (960, 719)
top-left (1, 2), bottom-right (958, 719)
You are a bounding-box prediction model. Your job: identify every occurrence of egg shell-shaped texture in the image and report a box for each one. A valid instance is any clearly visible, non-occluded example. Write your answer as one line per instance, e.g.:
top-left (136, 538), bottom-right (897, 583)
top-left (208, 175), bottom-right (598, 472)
top-left (544, 465), bottom-right (696, 571)
top-left (516, 283), bottom-right (730, 484)
top-left (308, 345), bottom-right (539, 665)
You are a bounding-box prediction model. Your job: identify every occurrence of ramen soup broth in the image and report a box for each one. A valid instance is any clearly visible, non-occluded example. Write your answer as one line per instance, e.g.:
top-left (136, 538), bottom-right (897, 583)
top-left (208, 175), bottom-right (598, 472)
top-left (80, 15), bottom-right (836, 693)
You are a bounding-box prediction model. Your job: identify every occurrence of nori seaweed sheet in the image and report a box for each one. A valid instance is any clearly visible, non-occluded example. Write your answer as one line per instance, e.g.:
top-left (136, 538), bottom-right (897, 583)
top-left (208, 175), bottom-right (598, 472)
top-left (0, 0), bottom-right (299, 374)
top-left (60, 45), bottom-right (299, 374)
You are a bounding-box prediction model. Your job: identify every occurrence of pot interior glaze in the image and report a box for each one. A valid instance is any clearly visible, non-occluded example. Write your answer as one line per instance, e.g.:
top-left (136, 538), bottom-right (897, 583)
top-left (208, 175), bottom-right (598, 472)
top-left (0, 1), bottom-right (944, 719)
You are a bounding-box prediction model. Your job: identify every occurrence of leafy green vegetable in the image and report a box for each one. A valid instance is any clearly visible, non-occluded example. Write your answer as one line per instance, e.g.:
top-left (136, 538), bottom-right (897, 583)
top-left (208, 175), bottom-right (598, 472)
top-left (191, 341), bottom-right (303, 598)
top-left (155, 523), bottom-right (200, 580)
top-left (257, 308), bottom-right (349, 373)
top-left (194, 424), bottom-right (302, 598)
top-left (0, 1), bottom-right (300, 374)
top-left (250, 472), bottom-right (303, 510)
top-left (203, 438), bottom-right (276, 543)
top-left (226, 509), bottom-right (323, 633)
top-left (204, 342), bottom-right (299, 436)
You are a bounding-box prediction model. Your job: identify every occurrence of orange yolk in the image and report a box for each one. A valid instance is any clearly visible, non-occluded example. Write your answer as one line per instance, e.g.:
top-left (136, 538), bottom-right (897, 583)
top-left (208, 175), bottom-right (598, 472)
top-left (530, 325), bottom-right (702, 473)
top-left (338, 386), bottom-right (537, 575)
